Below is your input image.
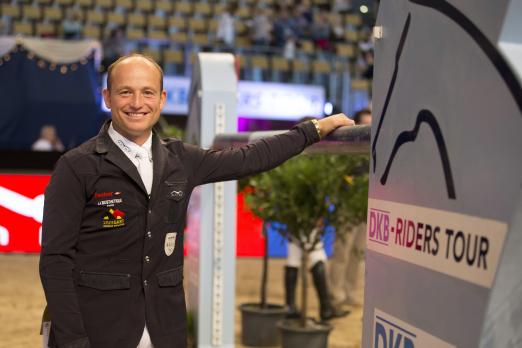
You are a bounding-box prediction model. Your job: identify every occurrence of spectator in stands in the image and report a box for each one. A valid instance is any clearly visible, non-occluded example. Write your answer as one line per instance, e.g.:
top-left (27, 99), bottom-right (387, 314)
top-left (272, 5), bottom-right (296, 47)
top-left (291, 3), bottom-right (312, 40)
top-left (358, 28), bottom-right (374, 52)
top-left (62, 10), bottom-right (82, 40)
top-left (101, 27), bottom-right (125, 72)
top-left (295, 0), bottom-right (313, 25)
top-left (331, 13), bottom-right (345, 42)
top-left (311, 10), bottom-right (332, 51)
top-left (356, 48), bottom-right (374, 79)
top-left (283, 35), bottom-right (297, 60)
top-left (361, 50), bottom-right (374, 79)
top-left (32, 125), bottom-right (64, 152)
top-left (217, 3), bottom-right (238, 48)
top-left (250, 7), bottom-right (272, 47)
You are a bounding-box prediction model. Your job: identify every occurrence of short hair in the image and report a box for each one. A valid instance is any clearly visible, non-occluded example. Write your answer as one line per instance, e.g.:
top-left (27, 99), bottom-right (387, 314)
top-left (106, 53), bottom-right (164, 92)
top-left (353, 108), bottom-right (372, 124)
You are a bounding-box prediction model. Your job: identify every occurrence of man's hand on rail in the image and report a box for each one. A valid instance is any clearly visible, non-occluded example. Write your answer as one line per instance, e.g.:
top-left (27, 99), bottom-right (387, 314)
top-left (317, 113), bottom-right (355, 138)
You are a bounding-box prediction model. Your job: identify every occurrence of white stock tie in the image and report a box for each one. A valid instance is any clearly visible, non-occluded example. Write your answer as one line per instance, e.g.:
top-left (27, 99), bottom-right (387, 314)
top-left (134, 149), bottom-right (153, 195)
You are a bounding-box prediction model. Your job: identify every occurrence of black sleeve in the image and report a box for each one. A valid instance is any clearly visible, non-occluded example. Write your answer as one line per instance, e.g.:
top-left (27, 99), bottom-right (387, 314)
top-left (182, 121), bottom-right (320, 185)
top-left (39, 156), bottom-right (90, 347)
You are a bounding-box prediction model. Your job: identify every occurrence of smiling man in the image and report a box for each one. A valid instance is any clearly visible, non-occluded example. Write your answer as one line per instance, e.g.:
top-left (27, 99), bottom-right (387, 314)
top-left (39, 54), bottom-right (354, 348)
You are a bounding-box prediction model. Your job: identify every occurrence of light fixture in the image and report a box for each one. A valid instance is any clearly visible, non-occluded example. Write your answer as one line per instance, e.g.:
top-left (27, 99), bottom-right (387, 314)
top-left (324, 102), bottom-right (333, 115)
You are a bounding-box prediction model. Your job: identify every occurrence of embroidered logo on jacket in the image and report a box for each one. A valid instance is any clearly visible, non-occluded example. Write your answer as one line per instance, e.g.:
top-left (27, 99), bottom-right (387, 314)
top-left (95, 191), bottom-right (121, 198)
top-left (97, 198), bottom-right (123, 207)
top-left (102, 208), bottom-right (126, 228)
top-left (170, 190), bottom-right (184, 199)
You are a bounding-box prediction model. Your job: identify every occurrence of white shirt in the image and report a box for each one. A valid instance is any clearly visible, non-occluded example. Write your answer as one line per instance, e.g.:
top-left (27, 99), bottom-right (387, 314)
top-left (107, 123), bottom-right (154, 348)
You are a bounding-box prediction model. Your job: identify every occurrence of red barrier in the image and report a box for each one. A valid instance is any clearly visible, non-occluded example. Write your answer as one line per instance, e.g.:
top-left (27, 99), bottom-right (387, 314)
top-left (0, 174), bottom-right (265, 256)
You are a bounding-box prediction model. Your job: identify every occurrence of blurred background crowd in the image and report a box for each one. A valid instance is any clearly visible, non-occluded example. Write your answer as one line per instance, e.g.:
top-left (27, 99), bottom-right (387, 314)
top-left (0, 0), bottom-right (377, 150)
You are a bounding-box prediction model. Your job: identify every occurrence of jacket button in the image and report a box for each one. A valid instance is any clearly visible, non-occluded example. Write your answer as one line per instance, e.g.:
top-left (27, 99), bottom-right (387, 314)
top-left (147, 231), bottom-right (152, 238)
top-left (145, 256), bottom-right (150, 263)
top-left (143, 280), bottom-right (148, 286)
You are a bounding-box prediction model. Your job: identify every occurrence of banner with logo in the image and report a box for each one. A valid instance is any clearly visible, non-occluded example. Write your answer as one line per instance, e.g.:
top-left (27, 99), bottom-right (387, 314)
top-left (0, 174), bottom-right (307, 257)
top-left (364, 1), bottom-right (522, 347)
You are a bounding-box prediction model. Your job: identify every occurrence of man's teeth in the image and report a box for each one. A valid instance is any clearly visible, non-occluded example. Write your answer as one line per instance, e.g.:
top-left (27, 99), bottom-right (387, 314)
top-left (127, 112), bottom-right (146, 117)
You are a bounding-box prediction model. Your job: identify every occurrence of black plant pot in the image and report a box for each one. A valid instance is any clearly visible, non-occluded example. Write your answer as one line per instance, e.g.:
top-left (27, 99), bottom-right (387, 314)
top-left (278, 319), bottom-right (332, 348)
top-left (240, 303), bottom-right (287, 346)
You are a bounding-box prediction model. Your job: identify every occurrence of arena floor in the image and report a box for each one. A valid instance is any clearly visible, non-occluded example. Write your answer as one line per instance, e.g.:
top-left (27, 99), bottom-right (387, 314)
top-left (0, 255), bottom-right (361, 348)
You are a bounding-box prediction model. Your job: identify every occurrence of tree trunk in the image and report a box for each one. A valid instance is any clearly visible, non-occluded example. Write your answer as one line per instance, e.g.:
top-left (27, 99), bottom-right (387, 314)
top-left (260, 221), bottom-right (269, 308)
top-left (299, 242), bottom-right (309, 328)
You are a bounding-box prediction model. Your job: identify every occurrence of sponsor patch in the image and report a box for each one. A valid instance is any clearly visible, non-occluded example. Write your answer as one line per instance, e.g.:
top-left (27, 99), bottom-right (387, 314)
top-left (97, 198), bottom-right (123, 207)
top-left (95, 192), bottom-right (114, 199)
top-left (165, 232), bottom-right (177, 256)
top-left (102, 208), bottom-right (126, 228)
top-left (94, 191), bottom-right (121, 199)
top-left (367, 199), bottom-right (507, 288)
top-left (373, 308), bottom-right (455, 348)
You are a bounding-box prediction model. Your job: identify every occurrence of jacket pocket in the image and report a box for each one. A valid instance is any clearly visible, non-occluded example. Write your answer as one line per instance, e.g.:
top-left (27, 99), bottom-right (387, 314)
top-left (156, 266), bottom-right (183, 287)
top-left (78, 271), bottom-right (131, 290)
top-left (165, 180), bottom-right (188, 223)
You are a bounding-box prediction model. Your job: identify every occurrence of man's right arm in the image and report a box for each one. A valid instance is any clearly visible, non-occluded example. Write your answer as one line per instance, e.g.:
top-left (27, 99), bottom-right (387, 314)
top-left (40, 156), bottom-right (90, 348)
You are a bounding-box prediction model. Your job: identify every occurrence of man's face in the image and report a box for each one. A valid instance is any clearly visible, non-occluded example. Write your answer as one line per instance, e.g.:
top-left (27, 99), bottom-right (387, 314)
top-left (102, 57), bottom-right (166, 145)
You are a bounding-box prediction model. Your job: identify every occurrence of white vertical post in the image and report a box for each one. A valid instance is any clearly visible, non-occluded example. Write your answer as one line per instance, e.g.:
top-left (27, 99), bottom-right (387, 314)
top-left (185, 53), bottom-right (238, 348)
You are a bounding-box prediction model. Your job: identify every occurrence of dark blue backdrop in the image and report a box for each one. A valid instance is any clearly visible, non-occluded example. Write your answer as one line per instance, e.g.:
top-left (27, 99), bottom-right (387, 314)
top-left (0, 48), bottom-right (106, 150)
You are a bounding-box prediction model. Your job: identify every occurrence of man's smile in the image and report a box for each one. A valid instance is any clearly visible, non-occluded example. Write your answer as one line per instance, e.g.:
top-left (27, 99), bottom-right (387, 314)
top-left (124, 111), bottom-right (149, 118)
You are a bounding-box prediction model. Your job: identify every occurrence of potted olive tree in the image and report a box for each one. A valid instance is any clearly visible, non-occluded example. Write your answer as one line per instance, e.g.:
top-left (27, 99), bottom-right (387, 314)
top-left (244, 153), bottom-right (368, 348)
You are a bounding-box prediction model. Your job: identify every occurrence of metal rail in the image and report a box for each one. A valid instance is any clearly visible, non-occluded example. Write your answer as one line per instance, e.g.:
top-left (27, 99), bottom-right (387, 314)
top-left (213, 125), bottom-right (371, 154)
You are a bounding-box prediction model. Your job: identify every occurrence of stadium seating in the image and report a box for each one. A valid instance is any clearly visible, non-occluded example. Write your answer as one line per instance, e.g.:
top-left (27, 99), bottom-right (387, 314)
top-left (0, 0), bottom-right (373, 109)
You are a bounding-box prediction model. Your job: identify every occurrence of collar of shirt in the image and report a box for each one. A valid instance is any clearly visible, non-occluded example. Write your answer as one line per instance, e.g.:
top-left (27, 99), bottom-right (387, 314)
top-left (108, 122), bottom-right (153, 166)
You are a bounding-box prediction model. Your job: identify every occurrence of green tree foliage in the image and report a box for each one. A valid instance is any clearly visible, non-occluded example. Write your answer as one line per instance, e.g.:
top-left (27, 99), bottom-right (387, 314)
top-left (245, 154), bottom-right (369, 249)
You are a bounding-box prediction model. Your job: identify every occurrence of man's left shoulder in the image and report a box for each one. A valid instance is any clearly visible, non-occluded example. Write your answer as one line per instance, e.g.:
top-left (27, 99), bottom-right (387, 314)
top-left (160, 136), bottom-right (184, 153)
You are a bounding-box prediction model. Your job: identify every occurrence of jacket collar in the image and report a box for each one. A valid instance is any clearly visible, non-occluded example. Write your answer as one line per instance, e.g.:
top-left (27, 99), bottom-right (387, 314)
top-left (94, 119), bottom-right (183, 199)
top-left (95, 120), bottom-right (147, 194)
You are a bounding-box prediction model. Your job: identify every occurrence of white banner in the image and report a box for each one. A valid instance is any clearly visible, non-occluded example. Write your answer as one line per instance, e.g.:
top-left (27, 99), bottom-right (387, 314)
top-left (366, 199), bottom-right (507, 288)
